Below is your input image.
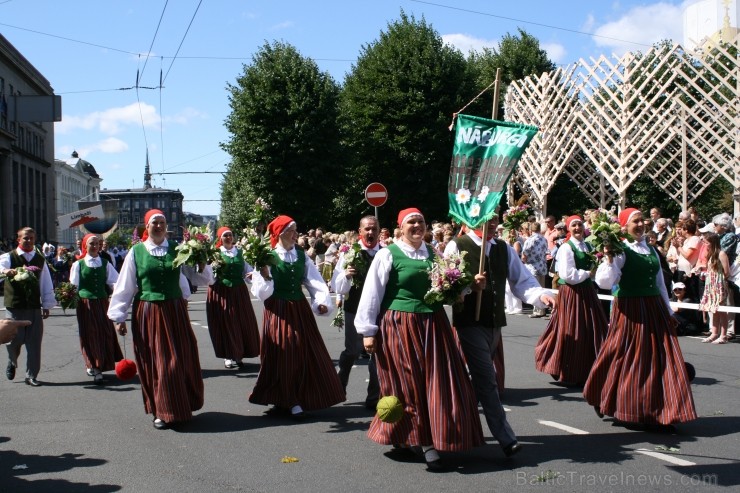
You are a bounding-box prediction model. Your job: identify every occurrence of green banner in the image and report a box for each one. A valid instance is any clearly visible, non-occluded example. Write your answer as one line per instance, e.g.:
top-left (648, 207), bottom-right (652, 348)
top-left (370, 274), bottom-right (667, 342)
top-left (448, 114), bottom-right (538, 228)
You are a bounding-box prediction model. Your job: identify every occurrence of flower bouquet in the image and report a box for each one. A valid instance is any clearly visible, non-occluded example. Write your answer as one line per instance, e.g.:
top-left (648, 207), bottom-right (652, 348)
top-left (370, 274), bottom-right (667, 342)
top-left (330, 304), bottom-right (344, 330)
top-left (129, 226), bottom-right (142, 248)
top-left (239, 228), bottom-right (277, 280)
top-left (54, 281), bottom-right (79, 313)
top-left (248, 197), bottom-right (274, 234)
top-left (339, 243), bottom-right (369, 290)
top-left (585, 210), bottom-right (633, 262)
top-left (210, 249), bottom-right (226, 280)
top-left (173, 225), bottom-right (218, 272)
top-left (424, 251), bottom-right (473, 309)
top-left (1, 265), bottom-right (41, 301)
top-left (502, 196), bottom-right (531, 231)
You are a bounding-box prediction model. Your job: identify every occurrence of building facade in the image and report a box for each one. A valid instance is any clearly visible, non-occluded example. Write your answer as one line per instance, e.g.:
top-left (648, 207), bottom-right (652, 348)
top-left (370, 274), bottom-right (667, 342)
top-left (55, 151), bottom-right (102, 247)
top-left (0, 34), bottom-right (57, 243)
top-left (99, 162), bottom-right (185, 240)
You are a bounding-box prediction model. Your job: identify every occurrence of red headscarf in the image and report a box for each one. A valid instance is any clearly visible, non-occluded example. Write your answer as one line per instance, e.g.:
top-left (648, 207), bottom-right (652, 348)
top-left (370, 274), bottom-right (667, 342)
top-left (618, 208), bottom-right (640, 227)
top-left (140, 209), bottom-right (165, 242)
top-left (215, 226), bottom-right (232, 249)
top-left (77, 233), bottom-right (97, 259)
top-left (566, 215), bottom-right (583, 230)
top-left (397, 208), bottom-right (424, 227)
top-left (267, 215), bottom-right (295, 248)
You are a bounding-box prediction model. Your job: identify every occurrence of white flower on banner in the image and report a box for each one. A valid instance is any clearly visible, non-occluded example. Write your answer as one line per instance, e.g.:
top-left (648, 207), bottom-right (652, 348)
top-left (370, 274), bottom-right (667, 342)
top-left (456, 188), bottom-right (471, 204)
top-left (477, 186), bottom-right (490, 202)
top-left (470, 203), bottom-right (481, 218)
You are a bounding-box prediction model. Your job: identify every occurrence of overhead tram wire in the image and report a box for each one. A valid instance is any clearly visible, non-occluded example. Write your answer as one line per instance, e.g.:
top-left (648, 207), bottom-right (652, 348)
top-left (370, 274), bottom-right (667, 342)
top-left (139, 0), bottom-right (169, 82)
top-left (409, 0), bottom-right (653, 48)
top-left (162, 0), bottom-right (203, 84)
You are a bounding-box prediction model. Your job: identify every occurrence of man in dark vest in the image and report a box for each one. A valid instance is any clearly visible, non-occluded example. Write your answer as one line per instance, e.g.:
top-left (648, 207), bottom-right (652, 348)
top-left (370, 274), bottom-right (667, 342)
top-left (1, 227), bottom-right (56, 386)
top-left (445, 217), bottom-right (556, 457)
top-left (331, 215), bottom-right (381, 409)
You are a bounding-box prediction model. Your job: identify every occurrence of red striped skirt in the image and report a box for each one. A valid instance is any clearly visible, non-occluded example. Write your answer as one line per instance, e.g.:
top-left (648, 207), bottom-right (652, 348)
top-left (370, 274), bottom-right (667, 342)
top-left (132, 298), bottom-right (204, 422)
top-left (76, 298), bottom-right (123, 371)
top-left (535, 282), bottom-right (608, 384)
top-left (249, 297), bottom-right (345, 411)
top-left (206, 283), bottom-right (260, 359)
top-left (368, 310), bottom-right (484, 452)
top-left (583, 295), bottom-right (697, 424)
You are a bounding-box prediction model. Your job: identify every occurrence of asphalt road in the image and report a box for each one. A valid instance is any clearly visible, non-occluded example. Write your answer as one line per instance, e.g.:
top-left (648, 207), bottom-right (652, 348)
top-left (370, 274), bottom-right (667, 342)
top-left (1, 291), bottom-right (738, 493)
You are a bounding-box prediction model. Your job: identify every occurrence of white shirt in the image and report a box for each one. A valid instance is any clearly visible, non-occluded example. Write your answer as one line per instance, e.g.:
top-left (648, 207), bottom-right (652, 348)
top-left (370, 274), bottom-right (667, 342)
top-left (556, 238), bottom-right (592, 285)
top-left (69, 254), bottom-right (119, 287)
top-left (445, 231), bottom-right (549, 307)
top-left (330, 242), bottom-right (381, 297)
top-left (0, 247), bottom-right (56, 309)
top-left (107, 239), bottom-right (213, 323)
top-left (208, 245), bottom-right (253, 286)
top-left (354, 240), bottom-right (431, 337)
top-left (595, 239), bottom-right (672, 313)
top-left (250, 244), bottom-right (332, 315)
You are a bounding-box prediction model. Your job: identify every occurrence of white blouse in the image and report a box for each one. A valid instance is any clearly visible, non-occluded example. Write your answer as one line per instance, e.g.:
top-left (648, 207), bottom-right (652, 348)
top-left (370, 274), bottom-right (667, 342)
top-left (107, 239), bottom-right (213, 323)
top-left (69, 254), bottom-right (119, 287)
top-left (354, 240), bottom-right (432, 337)
top-left (556, 238), bottom-right (592, 285)
top-left (250, 244), bottom-right (332, 315)
top-left (330, 243), bottom-right (381, 297)
top-left (595, 239), bottom-right (672, 313)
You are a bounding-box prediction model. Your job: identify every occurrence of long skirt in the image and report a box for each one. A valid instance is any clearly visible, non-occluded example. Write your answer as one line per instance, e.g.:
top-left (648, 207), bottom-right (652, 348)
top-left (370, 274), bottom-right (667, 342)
top-left (132, 298), bottom-right (204, 423)
top-left (368, 310), bottom-right (484, 452)
top-left (535, 282), bottom-right (608, 385)
top-left (206, 283), bottom-right (260, 359)
top-left (583, 295), bottom-right (697, 424)
top-left (249, 297), bottom-right (345, 411)
top-left (76, 298), bottom-right (123, 371)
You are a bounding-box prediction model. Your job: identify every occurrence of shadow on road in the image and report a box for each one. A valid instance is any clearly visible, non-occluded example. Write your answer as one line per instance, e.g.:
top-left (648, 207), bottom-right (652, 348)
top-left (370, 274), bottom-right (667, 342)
top-left (0, 438), bottom-right (121, 492)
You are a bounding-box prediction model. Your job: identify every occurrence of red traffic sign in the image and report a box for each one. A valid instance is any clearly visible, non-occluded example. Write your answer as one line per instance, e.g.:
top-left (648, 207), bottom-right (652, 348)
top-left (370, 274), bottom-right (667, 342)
top-left (365, 182), bottom-right (388, 207)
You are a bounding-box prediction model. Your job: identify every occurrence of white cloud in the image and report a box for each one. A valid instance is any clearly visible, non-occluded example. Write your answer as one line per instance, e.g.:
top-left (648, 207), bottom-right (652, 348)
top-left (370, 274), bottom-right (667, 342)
top-left (442, 33), bottom-right (498, 54)
top-left (163, 107), bottom-right (206, 125)
top-left (541, 43), bottom-right (568, 64)
top-left (270, 21), bottom-right (295, 30)
top-left (592, 2), bottom-right (685, 55)
top-left (57, 102), bottom-right (160, 136)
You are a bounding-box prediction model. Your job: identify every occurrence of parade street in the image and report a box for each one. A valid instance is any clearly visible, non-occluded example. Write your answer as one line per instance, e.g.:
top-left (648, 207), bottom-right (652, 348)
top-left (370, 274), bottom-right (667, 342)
top-left (1, 291), bottom-right (738, 493)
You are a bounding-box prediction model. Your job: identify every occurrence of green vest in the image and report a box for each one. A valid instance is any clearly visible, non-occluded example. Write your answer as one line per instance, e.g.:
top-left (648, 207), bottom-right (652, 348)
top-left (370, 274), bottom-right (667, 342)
top-left (614, 244), bottom-right (660, 297)
top-left (557, 240), bottom-right (593, 286)
top-left (4, 250), bottom-right (45, 309)
top-left (133, 242), bottom-right (183, 301)
top-left (216, 249), bottom-right (246, 288)
top-left (452, 235), bottom-right (509, 328)
top-left (343, 247), bottom-right (375, 314)
top-left (270, 248), bottom-right (306, 301)
top-left (78, 258), bottom-right (110, 299)
top-left (381, 243), bottom-right (441, 313)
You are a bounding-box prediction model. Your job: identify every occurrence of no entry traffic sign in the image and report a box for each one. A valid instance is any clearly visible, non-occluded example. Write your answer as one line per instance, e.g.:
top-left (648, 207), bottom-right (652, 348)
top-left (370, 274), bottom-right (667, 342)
top-left (365, 182), bottom-right (388, 207)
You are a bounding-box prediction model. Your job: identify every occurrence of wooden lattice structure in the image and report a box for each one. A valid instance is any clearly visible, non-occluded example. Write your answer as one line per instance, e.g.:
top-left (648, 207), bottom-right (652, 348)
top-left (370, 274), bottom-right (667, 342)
top-left (504, 34), bottom-right (739, 216)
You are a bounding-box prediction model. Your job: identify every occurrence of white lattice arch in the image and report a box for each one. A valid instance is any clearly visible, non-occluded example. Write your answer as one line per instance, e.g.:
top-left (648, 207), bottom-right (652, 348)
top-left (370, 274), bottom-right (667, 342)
top-left (504, 34), bottom-right (739, 216)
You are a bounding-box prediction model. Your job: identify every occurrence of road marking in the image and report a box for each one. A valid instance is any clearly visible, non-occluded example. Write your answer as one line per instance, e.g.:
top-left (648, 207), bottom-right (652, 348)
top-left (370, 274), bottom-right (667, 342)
top-left (634, 448), bottom-right (696, 466)
top-left (191, 322), bottom-right (201, 326)
top-left (538, 420), bottom-right (590, 435)
top-left (503, 407), bottom-right (511, 412)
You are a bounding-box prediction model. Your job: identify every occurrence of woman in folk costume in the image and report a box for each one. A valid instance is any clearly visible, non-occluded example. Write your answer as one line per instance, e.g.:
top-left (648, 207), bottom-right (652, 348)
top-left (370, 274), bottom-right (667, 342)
top-left (206, 226), bottom-right (260, 369)
top-left (108, 209), bottom-right (213, 430)
top-left (249, 215), bottom-right (345, 419)
top-left (584, 208), bottom-right (697, 427)
top-left (535, 215), bottom-right (608, 385)
top-left (355, 208), bottom-right (484, 472)
top-left (69, 234), bottom-right (122, 384)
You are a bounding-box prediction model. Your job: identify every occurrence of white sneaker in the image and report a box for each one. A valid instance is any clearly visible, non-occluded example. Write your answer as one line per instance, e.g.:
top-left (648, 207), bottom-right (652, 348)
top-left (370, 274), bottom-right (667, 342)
top-left (86, 368), bottom-right (94, 377)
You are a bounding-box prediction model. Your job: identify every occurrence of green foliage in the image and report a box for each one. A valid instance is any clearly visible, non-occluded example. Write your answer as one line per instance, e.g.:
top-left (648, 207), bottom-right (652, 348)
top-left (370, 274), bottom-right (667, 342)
top-left (220, 41), bottom-right (342, 231)
top-left (338, 11), bottom-right (469, 227)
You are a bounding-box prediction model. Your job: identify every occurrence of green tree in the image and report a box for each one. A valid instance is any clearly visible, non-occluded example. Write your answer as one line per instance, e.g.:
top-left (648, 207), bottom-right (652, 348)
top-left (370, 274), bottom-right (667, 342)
top-left (221, 41), bottom-right (342, 231)
top-left (338, 11), bottom-right (470, 227)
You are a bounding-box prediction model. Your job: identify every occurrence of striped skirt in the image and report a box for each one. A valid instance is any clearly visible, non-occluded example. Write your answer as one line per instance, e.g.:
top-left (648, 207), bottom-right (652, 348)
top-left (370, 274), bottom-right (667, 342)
top-left (249, 297), bottom-right (345, 411)
top-left (535, 282), bottom-right (608, 385)
top-left (206, 283), bottom-right (260, 359)
top-left (583, 295), bottom-right (697, 424)
top-left (132, 298), bottom-right (204, 423)
top-left (368, 310), bottom-right (484, 452)
top-left (76, 298), bottom-right (123, 371)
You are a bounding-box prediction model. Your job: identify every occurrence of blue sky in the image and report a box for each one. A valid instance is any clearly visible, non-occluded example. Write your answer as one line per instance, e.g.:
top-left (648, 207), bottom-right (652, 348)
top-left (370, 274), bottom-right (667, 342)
top-left (0, 0), bottom-right (695, 216)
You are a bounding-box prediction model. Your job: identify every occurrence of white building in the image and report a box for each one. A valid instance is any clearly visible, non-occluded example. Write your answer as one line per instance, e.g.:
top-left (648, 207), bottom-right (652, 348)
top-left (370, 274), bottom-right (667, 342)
top-left (54, 151), bottom-right (102, 247)
top-left (684, 0), bottom-right (739, 50)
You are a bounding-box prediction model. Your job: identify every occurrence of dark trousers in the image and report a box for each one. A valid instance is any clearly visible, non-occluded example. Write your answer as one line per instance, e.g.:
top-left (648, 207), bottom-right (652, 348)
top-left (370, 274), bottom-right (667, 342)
top-left (6, 308), bottom-right (44, 379)
top-left (337, 311), bottom-right (380, 406)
